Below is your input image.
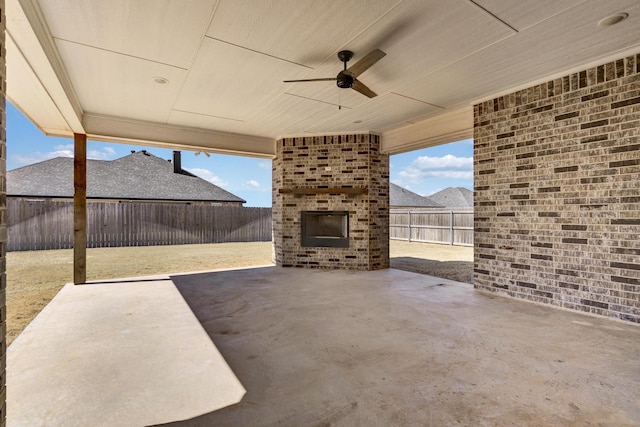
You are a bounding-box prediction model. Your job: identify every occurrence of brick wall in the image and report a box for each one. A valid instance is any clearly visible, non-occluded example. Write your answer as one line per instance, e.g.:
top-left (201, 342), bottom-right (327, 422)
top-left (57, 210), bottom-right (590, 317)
top-left (272, 134), bottom-right (389, 270)
top-left (474, 53), bottom-right (640, 324)
top-left (0, 0), bottom-right (6, 423)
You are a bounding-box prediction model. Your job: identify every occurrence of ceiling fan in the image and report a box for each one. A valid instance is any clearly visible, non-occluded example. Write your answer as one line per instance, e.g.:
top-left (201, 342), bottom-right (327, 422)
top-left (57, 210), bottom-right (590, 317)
top-left (284, 49), bottom-right (386, 98)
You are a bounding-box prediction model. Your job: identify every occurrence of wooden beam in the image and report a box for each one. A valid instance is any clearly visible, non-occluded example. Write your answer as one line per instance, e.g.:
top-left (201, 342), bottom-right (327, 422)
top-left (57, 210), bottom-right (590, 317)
top-left (83, 113), bottom-right (275, 158)
top-left (73, 133), bottom-right (87, 284)
top-left (380, 106), bottom-right (473, 155)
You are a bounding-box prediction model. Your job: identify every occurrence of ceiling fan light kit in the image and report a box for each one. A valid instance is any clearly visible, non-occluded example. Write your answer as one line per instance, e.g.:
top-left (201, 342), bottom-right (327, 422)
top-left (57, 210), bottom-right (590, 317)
top-left (284, 49), bottom-right (386, 98)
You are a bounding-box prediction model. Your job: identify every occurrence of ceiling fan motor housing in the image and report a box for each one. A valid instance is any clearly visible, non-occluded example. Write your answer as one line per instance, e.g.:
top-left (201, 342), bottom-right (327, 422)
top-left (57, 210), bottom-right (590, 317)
top-left (336, 72), bottom-right (354, 88)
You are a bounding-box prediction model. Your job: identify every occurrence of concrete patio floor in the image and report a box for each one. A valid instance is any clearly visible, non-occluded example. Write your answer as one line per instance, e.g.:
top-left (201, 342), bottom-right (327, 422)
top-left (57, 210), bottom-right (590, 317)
top-left (8, 266), bottom-right (640, 426)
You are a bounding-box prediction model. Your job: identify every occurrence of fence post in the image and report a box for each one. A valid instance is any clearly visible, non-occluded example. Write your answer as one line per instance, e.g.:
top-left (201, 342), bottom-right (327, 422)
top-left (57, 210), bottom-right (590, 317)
top-left (408, 210), bottom-right (412, 242)
top-left (449, 210), bottom-right (454, 245)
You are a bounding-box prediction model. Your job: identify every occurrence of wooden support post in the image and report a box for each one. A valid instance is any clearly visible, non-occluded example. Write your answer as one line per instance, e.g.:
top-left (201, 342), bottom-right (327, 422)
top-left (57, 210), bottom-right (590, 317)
top-left (73, 133), bottom-right (87, 284)
top-left (449, 210), bottom-right (454, 245)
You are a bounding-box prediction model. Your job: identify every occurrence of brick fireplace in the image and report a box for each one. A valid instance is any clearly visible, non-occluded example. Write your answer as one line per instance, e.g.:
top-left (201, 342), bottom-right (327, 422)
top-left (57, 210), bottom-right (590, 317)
top-left (272, 133), bottom-right (389, 270)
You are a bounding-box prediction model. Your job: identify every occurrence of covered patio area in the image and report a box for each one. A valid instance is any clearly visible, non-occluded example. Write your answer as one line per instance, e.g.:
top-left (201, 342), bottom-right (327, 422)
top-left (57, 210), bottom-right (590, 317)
top-left (8, 267), bottom-right (640, 426)
top-left (3, 2), bottom-right (640, 426)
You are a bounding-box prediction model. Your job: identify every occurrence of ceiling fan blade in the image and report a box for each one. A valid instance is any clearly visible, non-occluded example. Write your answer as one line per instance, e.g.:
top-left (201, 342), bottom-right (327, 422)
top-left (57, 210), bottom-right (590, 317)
top-left (351, 79), bottom-right (377, 98)
top-left (283, 78), bottom-right (336, 83)
top-left (345, 49), bottom-right (386, 78)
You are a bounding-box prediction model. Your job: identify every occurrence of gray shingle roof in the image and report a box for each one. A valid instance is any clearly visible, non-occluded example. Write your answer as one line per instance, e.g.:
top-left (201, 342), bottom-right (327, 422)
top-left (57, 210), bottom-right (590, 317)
top-left (7, 151), bottom-right (246, 204)
top-left (428, 187), bottom-right (473, 208)
top-left (390, 183), bottom-right (443, 208)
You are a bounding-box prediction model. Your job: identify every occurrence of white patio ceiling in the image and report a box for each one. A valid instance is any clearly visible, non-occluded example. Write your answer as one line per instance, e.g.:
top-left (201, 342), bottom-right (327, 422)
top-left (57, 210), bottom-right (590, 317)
top-left (7, 0), bottom-right (640, 157)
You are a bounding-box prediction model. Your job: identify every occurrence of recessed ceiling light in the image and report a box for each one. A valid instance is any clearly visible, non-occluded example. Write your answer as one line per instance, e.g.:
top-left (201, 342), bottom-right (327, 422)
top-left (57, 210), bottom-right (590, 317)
top-left (153, 77), bottom-right (169, 85)
top-left (597, 12), bottom-right (628, 27)
top-left (353, 120), bottom-right (363, 124)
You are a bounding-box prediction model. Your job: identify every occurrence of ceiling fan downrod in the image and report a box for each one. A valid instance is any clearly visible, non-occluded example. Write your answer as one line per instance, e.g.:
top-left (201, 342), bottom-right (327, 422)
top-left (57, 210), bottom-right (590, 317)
top-left (336, 50), bottom-right (354, 89)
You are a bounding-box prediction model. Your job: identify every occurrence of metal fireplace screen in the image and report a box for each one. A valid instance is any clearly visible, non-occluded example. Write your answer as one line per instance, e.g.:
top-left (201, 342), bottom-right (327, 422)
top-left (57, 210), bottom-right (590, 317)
top-left (301, 211), bottom-right (349, 248)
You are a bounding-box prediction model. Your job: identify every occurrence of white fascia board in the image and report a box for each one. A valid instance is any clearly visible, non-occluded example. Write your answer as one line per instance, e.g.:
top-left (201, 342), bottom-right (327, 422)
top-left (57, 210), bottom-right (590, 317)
top-left (381, 106), bottom-right (473, 154)
top-left (7, 0), bottom-right (84, 133)
top-left (84, 113), bottom-right (276, 159)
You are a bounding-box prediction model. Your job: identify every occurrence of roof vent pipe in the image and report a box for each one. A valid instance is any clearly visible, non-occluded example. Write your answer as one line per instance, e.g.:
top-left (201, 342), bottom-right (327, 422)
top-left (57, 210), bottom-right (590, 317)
top-left (173, 150), bottom-right (182, 174)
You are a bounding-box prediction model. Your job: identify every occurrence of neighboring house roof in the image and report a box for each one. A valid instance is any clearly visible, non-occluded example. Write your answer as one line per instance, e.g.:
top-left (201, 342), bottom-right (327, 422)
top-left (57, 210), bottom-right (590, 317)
top-left (7, 151), bottom-right (246, 204)
top-left (428, 187), bottom-right (473, 208)
top-left (390, 183), bottom-right (442, 208)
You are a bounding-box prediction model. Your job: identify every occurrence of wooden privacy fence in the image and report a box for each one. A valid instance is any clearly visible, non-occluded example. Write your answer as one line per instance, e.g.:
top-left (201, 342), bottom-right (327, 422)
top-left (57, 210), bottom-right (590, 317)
top-left (390, 208), bottom-right (474, 246)
top-left (8, 199), bottom-right (272, 251)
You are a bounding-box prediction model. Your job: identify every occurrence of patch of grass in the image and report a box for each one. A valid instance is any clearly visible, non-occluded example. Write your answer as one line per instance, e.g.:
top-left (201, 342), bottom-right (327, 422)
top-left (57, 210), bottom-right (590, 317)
top-left (6, 242), bottom-right (273, 346)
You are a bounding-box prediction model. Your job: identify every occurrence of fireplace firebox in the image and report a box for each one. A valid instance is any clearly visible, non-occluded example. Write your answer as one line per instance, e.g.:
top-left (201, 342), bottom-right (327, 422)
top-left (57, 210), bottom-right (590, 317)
top-left (301, 211), bottom-right (349, 248)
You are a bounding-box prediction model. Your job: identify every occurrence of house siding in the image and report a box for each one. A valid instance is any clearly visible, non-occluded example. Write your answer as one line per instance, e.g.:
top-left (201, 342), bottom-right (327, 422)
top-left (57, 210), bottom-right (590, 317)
top-left (474, 53), bottom-right (640, 323)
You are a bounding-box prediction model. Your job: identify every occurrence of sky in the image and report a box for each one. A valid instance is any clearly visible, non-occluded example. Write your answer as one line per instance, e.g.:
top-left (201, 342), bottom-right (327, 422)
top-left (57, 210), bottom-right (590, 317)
top-left (389, 139), bottom-right (473, 197)
top-left (6, 101), bottom-right (473, 206)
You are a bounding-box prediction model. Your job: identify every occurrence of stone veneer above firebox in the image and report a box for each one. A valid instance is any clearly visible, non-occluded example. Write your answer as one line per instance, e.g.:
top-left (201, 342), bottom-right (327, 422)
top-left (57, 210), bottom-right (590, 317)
top-left (272, 133), bottom-right (389, 270)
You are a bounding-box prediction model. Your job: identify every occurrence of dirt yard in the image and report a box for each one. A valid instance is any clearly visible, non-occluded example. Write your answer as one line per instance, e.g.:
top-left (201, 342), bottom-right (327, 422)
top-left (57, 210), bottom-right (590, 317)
top-left (6, 240), bottom-right (473, 346)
